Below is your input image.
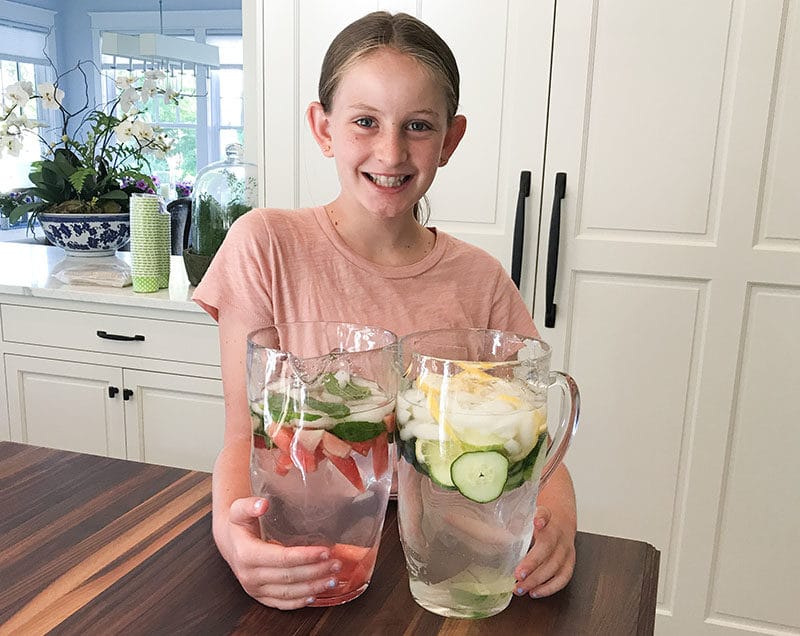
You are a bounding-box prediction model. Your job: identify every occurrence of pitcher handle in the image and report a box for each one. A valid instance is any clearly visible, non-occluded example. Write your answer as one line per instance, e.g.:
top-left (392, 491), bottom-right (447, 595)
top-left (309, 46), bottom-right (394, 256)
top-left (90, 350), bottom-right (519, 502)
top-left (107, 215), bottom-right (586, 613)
top-left (539, 371), bottom-right (580, 488)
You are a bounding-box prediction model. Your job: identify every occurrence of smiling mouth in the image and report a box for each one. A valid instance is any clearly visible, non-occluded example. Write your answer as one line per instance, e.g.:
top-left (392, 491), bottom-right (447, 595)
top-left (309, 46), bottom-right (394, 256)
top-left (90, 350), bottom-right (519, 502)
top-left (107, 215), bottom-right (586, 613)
top-left (365, 173), bottom-right (411, 188)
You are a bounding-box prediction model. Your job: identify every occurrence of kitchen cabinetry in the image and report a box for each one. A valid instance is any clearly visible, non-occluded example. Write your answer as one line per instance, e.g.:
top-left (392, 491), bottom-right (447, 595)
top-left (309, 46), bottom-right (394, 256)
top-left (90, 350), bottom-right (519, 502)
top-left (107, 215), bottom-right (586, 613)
top-left (0, 246), bottom-right (225, 472)
top-left (244, 1), bottom-right (800, 634)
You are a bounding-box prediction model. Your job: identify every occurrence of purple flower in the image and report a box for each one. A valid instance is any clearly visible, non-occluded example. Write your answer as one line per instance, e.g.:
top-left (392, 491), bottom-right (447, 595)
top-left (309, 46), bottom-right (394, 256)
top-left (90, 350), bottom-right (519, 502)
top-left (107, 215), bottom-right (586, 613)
top-left (175, 180), bottom-right (193, 198)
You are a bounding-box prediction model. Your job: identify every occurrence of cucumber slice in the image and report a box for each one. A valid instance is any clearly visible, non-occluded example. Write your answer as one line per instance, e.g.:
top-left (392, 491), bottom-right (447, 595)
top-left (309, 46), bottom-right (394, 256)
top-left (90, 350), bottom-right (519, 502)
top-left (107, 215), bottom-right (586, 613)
top-left (450, 451), bottom-right (509, 503)
top-left (415, 439), bottom-right (464, 489)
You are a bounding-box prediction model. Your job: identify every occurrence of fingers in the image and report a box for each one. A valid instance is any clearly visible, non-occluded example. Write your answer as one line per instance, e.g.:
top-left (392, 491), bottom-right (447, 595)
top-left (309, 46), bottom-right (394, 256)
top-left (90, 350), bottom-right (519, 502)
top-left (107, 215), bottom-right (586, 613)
top-left (512, 504), bottom-right (575, 599)
top-left (228, 497), bottom-right (269, 526)
top-left (533, 505), bottom-right (551, 532)
top-left (242, 546), bottom-right (342, 609)
top-left (224, 500), bottom-right (346, 610)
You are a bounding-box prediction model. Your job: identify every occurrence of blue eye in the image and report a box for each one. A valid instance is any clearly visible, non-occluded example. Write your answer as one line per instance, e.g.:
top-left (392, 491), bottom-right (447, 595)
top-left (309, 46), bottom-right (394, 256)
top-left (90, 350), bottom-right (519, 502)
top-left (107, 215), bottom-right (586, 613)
top-left (408, 121), bottom-right (431, 132)
top-left (355, 117), bottom-right (375, 128)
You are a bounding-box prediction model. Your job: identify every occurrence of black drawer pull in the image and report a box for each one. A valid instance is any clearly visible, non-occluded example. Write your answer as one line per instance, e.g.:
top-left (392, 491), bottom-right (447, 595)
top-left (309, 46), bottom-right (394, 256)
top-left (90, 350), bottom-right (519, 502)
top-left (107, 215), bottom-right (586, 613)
top-left (108, 386), bottom-right (119, 398)
top-left (511, 170), bottom-right (532, 288)
top-left (97, 330), bottom-right (145, 342)
top-left (123, 389), bottom-right (134, 401)
top-left (545, 172), bottom-right (567, 328)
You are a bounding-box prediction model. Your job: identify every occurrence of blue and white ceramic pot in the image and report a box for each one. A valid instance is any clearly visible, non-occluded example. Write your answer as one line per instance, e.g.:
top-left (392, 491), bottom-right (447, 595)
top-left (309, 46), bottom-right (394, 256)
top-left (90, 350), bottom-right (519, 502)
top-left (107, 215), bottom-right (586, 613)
top-left (37, 211), bottom-right (131, 257)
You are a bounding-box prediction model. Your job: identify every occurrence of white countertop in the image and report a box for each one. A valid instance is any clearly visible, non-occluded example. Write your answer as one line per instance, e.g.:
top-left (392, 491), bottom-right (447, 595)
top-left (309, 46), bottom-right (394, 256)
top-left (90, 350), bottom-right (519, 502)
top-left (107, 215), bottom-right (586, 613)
top-left (0, 242), bottom-right (204, 313)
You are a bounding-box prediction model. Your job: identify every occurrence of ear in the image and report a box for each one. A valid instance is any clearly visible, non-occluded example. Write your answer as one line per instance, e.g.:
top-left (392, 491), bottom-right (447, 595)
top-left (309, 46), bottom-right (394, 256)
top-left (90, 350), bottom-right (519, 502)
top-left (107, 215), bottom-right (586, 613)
top-left (439, 114), bottom-right (467, 167)
top-left (306, 101), bottom-right (334, 157)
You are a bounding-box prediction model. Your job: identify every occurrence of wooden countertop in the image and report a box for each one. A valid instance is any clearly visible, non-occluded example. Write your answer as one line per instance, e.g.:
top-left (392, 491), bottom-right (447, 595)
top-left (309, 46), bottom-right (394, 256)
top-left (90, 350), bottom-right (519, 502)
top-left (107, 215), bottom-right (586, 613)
top-left (0, 442), bottom-right (659, 634)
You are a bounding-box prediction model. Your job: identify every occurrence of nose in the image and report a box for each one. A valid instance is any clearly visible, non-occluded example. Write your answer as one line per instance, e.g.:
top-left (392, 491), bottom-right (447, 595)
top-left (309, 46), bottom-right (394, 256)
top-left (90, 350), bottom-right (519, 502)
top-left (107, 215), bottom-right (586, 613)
top-left (375, 127), bottom-right (407, 166)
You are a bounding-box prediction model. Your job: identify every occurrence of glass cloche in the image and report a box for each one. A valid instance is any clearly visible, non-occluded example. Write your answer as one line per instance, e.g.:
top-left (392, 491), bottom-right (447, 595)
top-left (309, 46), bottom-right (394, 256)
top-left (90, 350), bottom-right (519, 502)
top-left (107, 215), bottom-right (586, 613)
top-left (184, 143), bottom-right (257, 285)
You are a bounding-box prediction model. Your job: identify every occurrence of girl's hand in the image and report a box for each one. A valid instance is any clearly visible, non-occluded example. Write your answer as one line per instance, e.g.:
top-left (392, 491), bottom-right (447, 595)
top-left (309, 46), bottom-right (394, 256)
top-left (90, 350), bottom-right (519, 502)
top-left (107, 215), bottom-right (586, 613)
top-left (223, 497), bottom-right (343, 609)
top-left (512, 505), bottom-right (576, 598)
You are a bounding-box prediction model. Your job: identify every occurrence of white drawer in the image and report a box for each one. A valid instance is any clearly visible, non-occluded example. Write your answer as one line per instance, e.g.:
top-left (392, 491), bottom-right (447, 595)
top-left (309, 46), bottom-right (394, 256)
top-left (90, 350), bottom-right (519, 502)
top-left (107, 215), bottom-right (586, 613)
top-left (2, 305), bottom-right (220, 366)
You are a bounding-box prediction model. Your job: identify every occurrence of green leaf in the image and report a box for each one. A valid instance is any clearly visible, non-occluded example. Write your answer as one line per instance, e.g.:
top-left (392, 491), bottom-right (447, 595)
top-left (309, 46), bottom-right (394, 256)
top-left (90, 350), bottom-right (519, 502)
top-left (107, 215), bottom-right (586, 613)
top-left (306, 396), bottom-right (350, 419)
top-left (8, 201), bottom-right (45, 224)
top-left (52, 150), bottom-right (78, 178)
top-left (98, 189), bottom-right (129, 200)
top-left (266, 393), bottom-right (322, 423)
top-left (68, 167), bottom-right (95, 193)
top-left (330, 420), bottom-right (386, 442)
top-left (322, 373), bottom-right (372, 400)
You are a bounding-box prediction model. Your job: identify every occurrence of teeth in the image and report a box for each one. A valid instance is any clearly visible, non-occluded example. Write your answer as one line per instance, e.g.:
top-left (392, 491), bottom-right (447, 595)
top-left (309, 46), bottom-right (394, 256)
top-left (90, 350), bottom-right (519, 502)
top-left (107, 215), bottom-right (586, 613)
top-left (369, 174), bottom-right (407, 187)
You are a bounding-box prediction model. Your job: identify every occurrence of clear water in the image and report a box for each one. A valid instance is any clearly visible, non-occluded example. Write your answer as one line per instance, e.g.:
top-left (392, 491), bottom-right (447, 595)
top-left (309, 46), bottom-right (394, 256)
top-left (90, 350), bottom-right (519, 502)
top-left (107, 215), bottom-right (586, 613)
top-left (252, 447), bottom-right (392, 605)
top-left (397, 461), bottom-right (538, 618)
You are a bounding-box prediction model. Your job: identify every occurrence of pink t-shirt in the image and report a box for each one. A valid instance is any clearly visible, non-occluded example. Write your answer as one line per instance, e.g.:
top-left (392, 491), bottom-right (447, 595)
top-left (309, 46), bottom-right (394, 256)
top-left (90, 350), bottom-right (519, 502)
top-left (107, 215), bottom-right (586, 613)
top-left (193, 206), bottom-right (537, 338)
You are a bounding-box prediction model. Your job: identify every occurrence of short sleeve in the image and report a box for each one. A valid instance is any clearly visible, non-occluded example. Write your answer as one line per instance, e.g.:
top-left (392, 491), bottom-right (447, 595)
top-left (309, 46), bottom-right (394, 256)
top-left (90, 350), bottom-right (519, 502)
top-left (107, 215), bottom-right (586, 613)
top-left (488, 268), bottom-right (540, 338)
top-left (192, 210), bottom-right (273, 325)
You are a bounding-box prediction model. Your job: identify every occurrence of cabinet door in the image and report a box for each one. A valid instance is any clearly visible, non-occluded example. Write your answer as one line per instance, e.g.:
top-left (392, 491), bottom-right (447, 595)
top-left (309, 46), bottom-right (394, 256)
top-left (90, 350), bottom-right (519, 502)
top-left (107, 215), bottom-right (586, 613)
top-left (247, 0), bottom-right (552, 278)
top-left (537, 1), bottom-right (800, 634)
top-left (123, 370), bottom-right (224, 472)
top-left (4, 355), bottom-right (126, 458)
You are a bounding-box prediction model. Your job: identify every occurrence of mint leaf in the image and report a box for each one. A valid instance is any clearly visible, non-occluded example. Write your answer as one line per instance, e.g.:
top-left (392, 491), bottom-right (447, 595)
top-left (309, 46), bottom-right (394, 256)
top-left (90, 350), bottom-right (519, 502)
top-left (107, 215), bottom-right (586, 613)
top-left (322, 373), bottom-right (372, 400)
top-left (330, 420), bottom-right (386, 442)
top-left (266, 393), bottom-right (322, 422)
top-left (306, 396), bottom-right (350, 419)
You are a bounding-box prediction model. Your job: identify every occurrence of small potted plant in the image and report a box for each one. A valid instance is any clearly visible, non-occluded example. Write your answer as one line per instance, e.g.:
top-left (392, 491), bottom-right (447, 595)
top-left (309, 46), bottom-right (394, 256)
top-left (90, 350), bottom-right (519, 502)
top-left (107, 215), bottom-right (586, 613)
top-left (0, 190), bottom-right (35, 230)
top-left (0, 63), bottom-right (180, 255)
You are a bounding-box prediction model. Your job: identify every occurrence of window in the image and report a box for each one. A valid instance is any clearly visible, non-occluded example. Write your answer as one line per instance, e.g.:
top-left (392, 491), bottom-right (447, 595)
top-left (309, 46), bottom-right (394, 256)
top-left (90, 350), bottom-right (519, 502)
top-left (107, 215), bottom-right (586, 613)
top-left (0, 23), bottom-right (55, 193)
top-left (99, 31), bottom-right (244, 190)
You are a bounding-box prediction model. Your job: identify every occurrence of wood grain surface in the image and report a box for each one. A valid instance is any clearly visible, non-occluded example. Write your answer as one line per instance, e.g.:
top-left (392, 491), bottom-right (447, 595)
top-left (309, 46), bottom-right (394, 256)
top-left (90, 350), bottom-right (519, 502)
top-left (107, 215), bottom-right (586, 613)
top-left (0, 442), bottom-right (659, 635)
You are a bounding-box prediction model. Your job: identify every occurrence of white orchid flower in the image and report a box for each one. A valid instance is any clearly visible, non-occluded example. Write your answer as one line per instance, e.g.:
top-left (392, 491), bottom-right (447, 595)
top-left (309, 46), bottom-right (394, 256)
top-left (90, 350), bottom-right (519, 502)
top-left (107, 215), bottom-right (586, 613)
top-left (119, 87), bottom-right (139, 113)
top-left (140, 78), bottom-right (159, 100)
top-left (38, 82), bottom-right (64, 109)
top-left (5, 81), bottom-right (33, 108)
top-left (114, 73), bottom-right (136, 90)
top-left (131, 119), bottom-right (156, 143)
top-left (1, 135), bottom-right (23, 157)
top-left (114, 118), bottom-right (136, 143)
top-left (163, 86), bottom-right (180, 104)
top-left (145, 69), bottom-right (166, 81)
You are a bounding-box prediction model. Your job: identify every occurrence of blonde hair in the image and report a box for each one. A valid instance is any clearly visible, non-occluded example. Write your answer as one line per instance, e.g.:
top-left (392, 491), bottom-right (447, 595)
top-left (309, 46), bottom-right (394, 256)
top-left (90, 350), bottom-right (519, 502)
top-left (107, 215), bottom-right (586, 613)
top-left (318, 12), bottom-right (461, 223)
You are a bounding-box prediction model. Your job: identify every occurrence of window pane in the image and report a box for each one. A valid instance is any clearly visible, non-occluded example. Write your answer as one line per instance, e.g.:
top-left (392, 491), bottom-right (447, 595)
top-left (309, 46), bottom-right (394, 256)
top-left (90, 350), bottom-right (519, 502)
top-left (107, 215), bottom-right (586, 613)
top-left (220, 98), bottom-right (242, 127)
top-left (143, 127), bottom-right (197, 182)
top-left (219, 128), bottom-right (243, 151)
top-left (206, 35), bottom-right (243, 65)
top-left (0, 59), bottom-right (45, 192)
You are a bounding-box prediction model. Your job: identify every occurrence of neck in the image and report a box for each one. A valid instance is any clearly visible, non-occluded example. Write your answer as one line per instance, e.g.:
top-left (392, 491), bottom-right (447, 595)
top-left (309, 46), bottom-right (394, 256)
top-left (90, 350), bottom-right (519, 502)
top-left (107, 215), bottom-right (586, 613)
top-left (323, 200), bottom-right (435, 266)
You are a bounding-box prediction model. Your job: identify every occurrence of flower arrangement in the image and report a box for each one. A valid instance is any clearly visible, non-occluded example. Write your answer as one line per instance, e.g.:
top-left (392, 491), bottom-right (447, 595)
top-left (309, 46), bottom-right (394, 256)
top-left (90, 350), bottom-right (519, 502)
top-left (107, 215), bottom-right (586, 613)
top-left (0, 62), bottom-right (179, 228)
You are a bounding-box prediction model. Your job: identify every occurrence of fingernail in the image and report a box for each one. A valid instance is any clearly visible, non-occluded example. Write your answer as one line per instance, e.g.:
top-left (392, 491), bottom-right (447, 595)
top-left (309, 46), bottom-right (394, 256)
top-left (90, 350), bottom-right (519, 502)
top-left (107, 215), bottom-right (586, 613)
top-left (306, 596), bottom-right (316, 605)
top-left (530, 592), bottom-right (539, 599)
top-left (330, 561), bottom-right (342, 573)
top-left (319, 551), bottom-right (330, 561)
top-left (515, 587), bottom-right (525, 596)
top-left (326, 578), bottom-right (337, 589)
top-left (518, 570), bottom-right (528, 580)
top-left (253, 499), bottom-right (265, 513)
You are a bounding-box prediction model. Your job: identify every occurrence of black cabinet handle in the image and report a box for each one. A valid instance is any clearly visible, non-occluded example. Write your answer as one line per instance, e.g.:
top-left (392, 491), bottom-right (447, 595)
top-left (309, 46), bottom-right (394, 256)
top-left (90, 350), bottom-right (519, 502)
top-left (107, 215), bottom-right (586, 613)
top-left (545, 172), bottom-right (567, 328)
top-left (97, 330), bottom-right (145, 342)
top-left (108, 386), bottom-right (119, 398)
top-left (123, 389), bottom-right (134, 401)
top-left (511, 171), bottom-right (532, 288)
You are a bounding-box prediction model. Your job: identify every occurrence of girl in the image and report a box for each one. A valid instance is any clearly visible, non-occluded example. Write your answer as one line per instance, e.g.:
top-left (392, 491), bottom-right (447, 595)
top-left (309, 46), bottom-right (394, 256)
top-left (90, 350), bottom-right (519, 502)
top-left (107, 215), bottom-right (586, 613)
top-left (194, 11), bottom-right (576, 610)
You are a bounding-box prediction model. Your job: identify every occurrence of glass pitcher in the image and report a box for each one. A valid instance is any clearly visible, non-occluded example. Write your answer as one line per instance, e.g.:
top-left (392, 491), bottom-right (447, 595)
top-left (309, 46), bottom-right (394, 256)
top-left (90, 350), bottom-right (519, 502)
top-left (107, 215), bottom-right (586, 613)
top-left (395, 328), bottom-right (579, 618)
top-left (247, 322), bottom-right (398, 606)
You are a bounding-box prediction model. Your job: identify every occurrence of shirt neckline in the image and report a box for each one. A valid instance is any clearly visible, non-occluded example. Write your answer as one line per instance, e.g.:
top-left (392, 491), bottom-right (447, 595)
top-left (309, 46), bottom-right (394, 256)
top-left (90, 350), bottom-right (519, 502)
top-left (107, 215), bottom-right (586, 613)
top-left (312, 206), bottom-right (447, 279)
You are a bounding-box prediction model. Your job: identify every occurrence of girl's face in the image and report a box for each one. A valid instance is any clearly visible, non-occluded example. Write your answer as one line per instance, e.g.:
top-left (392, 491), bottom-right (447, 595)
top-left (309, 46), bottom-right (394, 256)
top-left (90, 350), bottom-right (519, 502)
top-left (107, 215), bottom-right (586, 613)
top-left (308, 48), bottom-right (466, 222)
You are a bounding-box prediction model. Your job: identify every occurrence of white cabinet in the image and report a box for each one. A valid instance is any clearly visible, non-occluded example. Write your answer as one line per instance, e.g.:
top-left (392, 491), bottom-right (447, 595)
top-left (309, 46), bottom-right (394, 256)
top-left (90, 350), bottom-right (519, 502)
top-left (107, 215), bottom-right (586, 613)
top-left (245, 2), bottom-right (800, 634)
top-left (5, 356), bottom-right (127, 458)
top-left (1, 287), bottom-right (225, 473)
top-left (123, 370), bottom-right (224, 471)
top-left (246, 0), bottom-right (553, 270)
